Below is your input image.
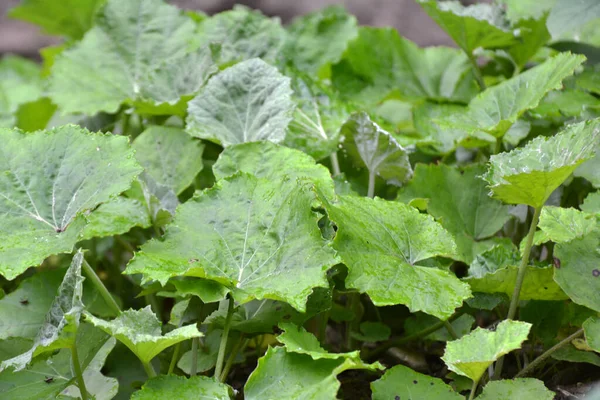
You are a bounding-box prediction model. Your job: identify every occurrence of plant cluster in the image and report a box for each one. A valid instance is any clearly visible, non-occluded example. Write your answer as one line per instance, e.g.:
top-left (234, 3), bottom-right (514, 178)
top-left (1, 0), bottom-right (600, 399)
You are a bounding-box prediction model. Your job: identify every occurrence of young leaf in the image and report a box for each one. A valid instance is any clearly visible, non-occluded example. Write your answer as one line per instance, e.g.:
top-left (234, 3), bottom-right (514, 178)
top-left (547, 0), bottom-right (600, 39)
top-left (439, 53), bottom-right (585, 139)
top-left (325, 195), bottom-right (471, 319)
top-left (371, 364), bottom-right (463, 400)
top-left (0, 125), bottom-right (142, 279)
top-left (554, 231), bottom-right (600, 312)
top-left (8, 0), bottom-right (105, 40)
top-left (284, 6), bottom-right (358, 78)
top-left (84, 306), bottom-right (202, 364)
top-left (340, 112), bottom-right (412, 187)
top-left (197, 5), bottom-right (285, 65)
top-left (131, 375), bottom-right (232, 400)
top-left (126, 172), bottom-right (179, 227)
top-left (244, 346), bottom-right (379, 400)
top-left (49, 0), bottom-right (216, 115)
top-left (398, 164), bottom-right (512, 262)
top-left (442, 320), bottom-right (531, 382)
top-left (132, 126), bottom-right (204, 195)
top-left (417, 0), bottom-right (515, 54)
top-left (1, 251), bottom-right (84, 372)
top-left (477, 378), bottom-right (555, 400)
top-left (332, 27), bottom-right (478, 105)
top-left (171, 279), bottom-right (229, 304)
top-left (482, 118), bottom-right (600, 207)
top-left (212, 141), bottom-right (336, 199)
top-left (534, 206), bottom-right (598, 245)
top-left (186, 58), bottom-right (294, 147)
top-left (0, 56), bottom-right (44, 128)
top-left (127, 173), bottom-right (338, 312)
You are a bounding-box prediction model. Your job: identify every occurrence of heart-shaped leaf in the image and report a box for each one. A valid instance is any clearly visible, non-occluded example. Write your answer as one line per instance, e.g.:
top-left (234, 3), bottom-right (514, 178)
top-left (482, 118), bottom-right (600, 207)
top-left (325, 195), bottom-right (471, 319)
top-left (371, 364), bottom-right (463, 400)
top-left (442, 320), bottom-right (531, 381)
top-left (186, 58), bottom-right (295, 147)
top-left (126, 173), bottom-right (338, 311)
top-left (477, 378), bottom-right (555, 400)
top-left (131, 375), bottom-right (232, 400)
top-left (84, 306), bottom-right (202, 364)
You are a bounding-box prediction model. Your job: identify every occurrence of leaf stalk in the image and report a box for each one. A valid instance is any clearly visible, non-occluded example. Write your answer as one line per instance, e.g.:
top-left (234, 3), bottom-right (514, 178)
top-left (215, 296), bottom-right (235, 381)
top-left (82, 258), bottom-right (121, 316)
top-left (71, 344), bottom-right (88, 400)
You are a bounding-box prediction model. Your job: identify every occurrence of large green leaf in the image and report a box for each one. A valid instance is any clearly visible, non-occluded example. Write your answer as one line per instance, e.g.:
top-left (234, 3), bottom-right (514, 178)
top-left (584, 317), bottom-right (600, 352)
top-left (417, 0), bottom-right (515, 54)
top-left (554, 231), bottom-right (600, 312)
top-left (285, 6), bottom-right (358, 78)
top-left (244, 346), bottom-right (379, 400)
top-left (131, 375), bottom-right (232, 400)
top-left (0, 56), bottom-right (44, 128)
top-left (477, 378), bottom-right (555, 400)
top-left (84, 306), bottom-right (201, 364)
top-left (371, 364), bottom-right (463, 400)
top-left (8, 0), bottom-right (105, 40)
top-left (186, 58), bottom-right (294, 147)
top-left (325, 195), bottom-right (471, 319)
top-left (197, 5), bottom-right (285, 65)
top-left (331, 27), bottom-right (478, 105)
top-left (482, 118), bottom-right (600, 207)
top-left (398, 164), bottom-right (512, 263)
top-left (133, 126), bottom-right (204, 195)
top-left (442, 320), bottom-right (531, 381)
top-left (0, 125), bottom-right (142, 279)
top-left (126, 173), bottom-right (338, 311)
top-left (439, 53), bottom-right (585, 139)
top-left (340, 112), bottom-right (412, 187)
top-left (49, 0), bottom-right (216, 115)
top-left (547, 0), bottom-right (600, 39)
top-left (1, 251), bottom-right (84, 372)
top-left (212, 141), bottom-right (335, 199)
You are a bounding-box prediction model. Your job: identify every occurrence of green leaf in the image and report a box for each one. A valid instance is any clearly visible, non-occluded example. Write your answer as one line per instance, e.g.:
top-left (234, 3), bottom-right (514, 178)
top-left (212, 141), bottom-right (335, 200)
top-left (332, 27), bottom-right (478, 105)
top-left (469, 245), bottom-right (519, 278)
top-left (127, 173), bottom-right (338, 311)
top-left (244, 346), bottom-right (379, 400)
top-left (49, 0), bottom-right (216, 115)
top-left (496, 0), bottom-right (554, 22)
top-left (186, 58), bottom-right (294, 147)
top-left (9, 0), bottom-right (104, 40)
top-left (177, 330), bottom-right (233, 375)
top-left (532, 89), bottom-right (600, 120)
top-left (465, 265), bottom-right (568, 300)
top-left (1, 251), bottom-right (84, 372)
top-left (534, 206), bottom-right (598, 245)
top-left (398, 164), bottom-right (512, 263)
top-left (552, 344), bottom-right (600, 367)
top-left (131, 375), bottom-right (232, 400)
top-left (171, 279), bottom-right (229, 304)
top-left (482, 118), bottom-right (600, 207)
top-left (126, 172), bottom-right (179, 227)
top-left (439, 53), bottom-right (585, 139)
top-left (0, 125), bottom-right (142, 279)
top-left (477, 378), bottom-right (555, 400)
top-left (404, 314), bottom-right (476, 342)
top-left (79, 197), bottom-right (151, 241)
top-left (197, 5), bottom-right (285, 65)
top-left (584, 317), bottom-right (600, 352)
top-left (575, 141), bottom-right (600, 188)
top-left (582, 191), bottom-right (600, 214)
top-left (417, 0), bottom-right (515, 54)
top-left (325, 195), bottom-right (471, 319)
top-left (133, 126), bottom-right (204, 195)
top-left (442, 320), bottom-right (531, 381)
top-left (547, 0), bottom-right (600, 39)
top-left (371, 364), bottom-right (463, 400)
top-left (0, 323), bottom-right (114, 400)
top-left (351, 322), bottom-right (391, 342)
top-left (554, 231), bottom-right (600, 312)
top-left (285, 6), bottom-right (358, 78)
top-left (14, 97), bottom-right (57, 132)
top-left (84, 306), bottom-right (202, 364)
top-left (278, 322), bottom-right (363, 361)
top-left (0, 56), bottom-right (44, 128)
top-left (340, 112), bottom-right (412, 186)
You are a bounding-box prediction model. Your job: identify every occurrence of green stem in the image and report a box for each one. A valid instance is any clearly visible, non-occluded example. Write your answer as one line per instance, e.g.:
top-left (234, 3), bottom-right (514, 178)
top-left (330, 152), bottom-right (341, 177)
top-left (318, 311), bottom-right (330, 345)
top-left (468, 377), bottom-right (480, 400)
top-left (214, 296), bottom-right (235, 381)
top-left (444, 320), bottom-right (459, 340)
top-left (167, 343), bottom-right (181, 375)
top-left (494, 206), bottom-right (542, 379)
top-left (189, 337), bottom-right (199, 376)
top-left (468, 53), bottom-right (486, 91)
top-left (345, 293), bottom-right (359, 350)
top-left (515, 328), bottom-right (584, 378)
top-left (82, 258), bottom-right (121, 316)
top-left (220, 336), bottom-right (248, 382)
top-left (71, 344), bottom-right (88, 400)
top-left (367, 171), bottom-right (376, 198)
top-left (142, 361), bottom-right (157, 378)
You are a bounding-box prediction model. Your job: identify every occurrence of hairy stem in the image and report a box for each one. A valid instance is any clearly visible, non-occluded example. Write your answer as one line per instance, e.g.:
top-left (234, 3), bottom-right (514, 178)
top-left (189, 337), bottom-right (199, 376)
top-left (82, 258), bottom-right (121, 316)
top-left (468, 53), bottom-right (486, 91)
top-left (516, 329), bottom-right (584, 378)
top-left (367, 170), bottom-right (376, 198)
top-left (215, 296), bottom-right (235, 381)
top-left (142, 361), bottom-right (157, 378)
top-left (330, 152), bottom-right (341, 177)
top-left (71, 344), bottom-right (88, 400)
